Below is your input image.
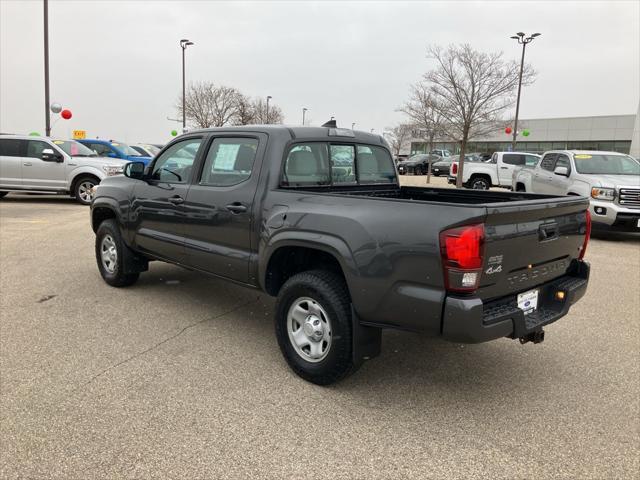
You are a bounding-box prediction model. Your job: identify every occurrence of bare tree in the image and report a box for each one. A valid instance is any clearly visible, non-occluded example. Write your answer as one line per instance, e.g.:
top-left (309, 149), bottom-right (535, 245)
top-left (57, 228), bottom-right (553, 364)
top-left (178, 82), bottom-right (242, 128)
top-left (252, 97), bottom-right (284, 124)
top-left (400, 82), bottom-right (446, 156)
top-left (233, 93), bottom-right (257, 125)
top-left (384, 124), bottom-right (413, 158)
top-left (422, 44), bottom-right (535, 187)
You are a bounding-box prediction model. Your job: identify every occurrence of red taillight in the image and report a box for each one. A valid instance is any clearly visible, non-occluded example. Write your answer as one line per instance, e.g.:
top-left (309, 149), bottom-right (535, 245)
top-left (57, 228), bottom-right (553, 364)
top-left (451, 162), bottom-right (458, 175)
top-left (440, 224), bottom-right (485, 293)
top-left (579, 210), bottom-right (591, 260)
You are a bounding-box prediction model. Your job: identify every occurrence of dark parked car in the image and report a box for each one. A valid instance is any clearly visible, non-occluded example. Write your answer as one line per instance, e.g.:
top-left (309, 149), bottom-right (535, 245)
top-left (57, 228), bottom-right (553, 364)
top-left (91, 125), bottom-right (591, 385)
top-left (397, 154), bottom-right (440, 175)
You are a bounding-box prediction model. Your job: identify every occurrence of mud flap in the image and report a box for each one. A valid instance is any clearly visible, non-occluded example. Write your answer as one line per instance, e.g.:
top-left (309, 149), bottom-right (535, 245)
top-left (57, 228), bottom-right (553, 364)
top-left (351, 306), bottom-right (382, 367)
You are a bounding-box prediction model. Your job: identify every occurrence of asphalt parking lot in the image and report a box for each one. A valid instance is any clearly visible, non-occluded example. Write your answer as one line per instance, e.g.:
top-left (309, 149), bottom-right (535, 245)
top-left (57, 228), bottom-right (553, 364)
top-left (1, 193), bottom-right (638, 479)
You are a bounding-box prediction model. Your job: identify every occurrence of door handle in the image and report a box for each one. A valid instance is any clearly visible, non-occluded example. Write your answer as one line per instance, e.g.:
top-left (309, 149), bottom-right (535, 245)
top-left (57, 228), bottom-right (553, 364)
top-left (168, 195), bottom-right (184, 205)
top-left (500, 166), bottom-right (509, 170)
top-left (226, 203), bottom-right (247, 213)
top-left (23, 162), bottom-right (32, 166)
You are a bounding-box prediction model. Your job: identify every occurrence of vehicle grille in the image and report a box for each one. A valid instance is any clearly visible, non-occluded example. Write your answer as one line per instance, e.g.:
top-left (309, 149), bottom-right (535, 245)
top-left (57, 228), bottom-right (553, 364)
top-left (618, 188), bottom-right (640, 209)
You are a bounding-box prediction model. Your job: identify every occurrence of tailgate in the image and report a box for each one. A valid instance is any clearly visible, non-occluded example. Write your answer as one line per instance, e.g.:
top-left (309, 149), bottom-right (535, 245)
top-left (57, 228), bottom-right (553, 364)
top-left (477, 196), bottom-right (589, 300)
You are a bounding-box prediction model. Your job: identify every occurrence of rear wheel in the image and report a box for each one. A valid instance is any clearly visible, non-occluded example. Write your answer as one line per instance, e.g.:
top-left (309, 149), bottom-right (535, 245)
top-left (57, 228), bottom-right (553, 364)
top-left (0, 192), bottom-right (8, 199)
top-left (275, 270), bottom-right (356, 385)
top-left (95, 219), bottom-right (140, 287)
top-left (74, 175), bottom-right (99, 205)
top-left (469, 177), bottom-right (491, 190)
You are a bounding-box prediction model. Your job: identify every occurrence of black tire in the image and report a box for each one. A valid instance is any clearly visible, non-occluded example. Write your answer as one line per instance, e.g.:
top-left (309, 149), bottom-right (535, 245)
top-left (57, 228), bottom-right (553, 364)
top-left (0, 192), bottom-right (8, 198)
top-left (516, 183), bottom-right (526, 192)
top-left (73, 175), bottom-right (99, 205)
top-left (95, 219), bottom-right (140, 287)
top-left (414, 166), bottom-right (423, 176)
top-left (275, 270), bottom-right (357, 385)
top-left (469, 176), bottom-right (491, 190)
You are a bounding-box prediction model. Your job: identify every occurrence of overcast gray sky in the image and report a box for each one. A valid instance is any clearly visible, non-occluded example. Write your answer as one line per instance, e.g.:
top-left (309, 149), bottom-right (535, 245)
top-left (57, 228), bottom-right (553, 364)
top-left (1, 0), bottom-right (638, 143)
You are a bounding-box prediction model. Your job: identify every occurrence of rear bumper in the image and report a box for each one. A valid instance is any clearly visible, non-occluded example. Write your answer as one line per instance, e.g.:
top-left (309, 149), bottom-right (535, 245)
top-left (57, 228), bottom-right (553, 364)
top-left (441, 260), bottom-right (590, 343)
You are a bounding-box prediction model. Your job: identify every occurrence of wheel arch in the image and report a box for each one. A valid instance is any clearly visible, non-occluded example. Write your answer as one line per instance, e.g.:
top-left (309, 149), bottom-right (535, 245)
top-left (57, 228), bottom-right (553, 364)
top-left (260, 235), bottom-right (357, 297)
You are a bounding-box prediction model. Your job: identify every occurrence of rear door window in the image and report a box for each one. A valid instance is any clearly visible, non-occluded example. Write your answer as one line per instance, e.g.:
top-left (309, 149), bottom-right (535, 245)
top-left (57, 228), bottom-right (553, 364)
top-left (502, 154), bottom-right (524, 165)
top-left (0, 139), bottom-right (26, 157)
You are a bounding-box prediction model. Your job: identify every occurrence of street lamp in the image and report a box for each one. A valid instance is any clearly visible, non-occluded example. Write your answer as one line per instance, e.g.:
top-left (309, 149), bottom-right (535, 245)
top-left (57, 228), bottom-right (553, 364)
top-left (266, 96), bottom-right (272, 124)
top-left (44, 0), bottom-right (51, 136)
top-left (351, 123), bottom-right (355, 130)
top-left (302, 108), bottom-right (308, 125)
top-left (180, 39), bottom-right (194, 131)
top-left (510, 32), bottom-right (540, 150)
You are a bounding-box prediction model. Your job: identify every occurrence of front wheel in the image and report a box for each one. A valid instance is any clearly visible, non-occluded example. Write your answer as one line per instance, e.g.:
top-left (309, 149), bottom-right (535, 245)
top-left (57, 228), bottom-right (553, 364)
top-left (275, 270), bottom-right (357, 385)
top-left (414, 166), bottom-right (423, 176)
top-left (74, 176), bottom-right (99, 205)
top-left (469, 177), bottom-right (491, 190)
top-left (95, 219), bottom-right (140, 287)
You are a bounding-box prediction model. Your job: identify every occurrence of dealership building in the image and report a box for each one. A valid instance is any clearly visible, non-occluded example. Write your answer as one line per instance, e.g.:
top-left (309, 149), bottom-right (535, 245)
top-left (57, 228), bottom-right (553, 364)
top-left (405, 110), bottom-right (639, 157)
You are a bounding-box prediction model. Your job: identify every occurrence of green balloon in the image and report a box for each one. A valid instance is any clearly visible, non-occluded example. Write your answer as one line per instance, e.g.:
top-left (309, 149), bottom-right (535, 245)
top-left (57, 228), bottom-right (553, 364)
top-left (171, 130), bottom-right (178, 136)
top-left (522, 129), bottom-right (530, 137)
top-left (29, 131), bottom-right (40, 136)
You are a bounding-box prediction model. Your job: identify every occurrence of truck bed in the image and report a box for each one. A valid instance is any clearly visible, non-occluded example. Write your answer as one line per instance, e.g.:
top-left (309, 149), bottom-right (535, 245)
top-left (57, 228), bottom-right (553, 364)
top-left (291, 184), bottom-right (577, 205)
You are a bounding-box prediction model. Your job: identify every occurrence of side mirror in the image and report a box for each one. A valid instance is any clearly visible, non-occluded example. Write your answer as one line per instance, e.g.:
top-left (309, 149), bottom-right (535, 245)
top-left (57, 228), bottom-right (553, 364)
top-left (124, 161), bottom-right (146, 180)
top-left (554, 166), bottom-right (569, 176)
top-left (42, 148), bottom-right (63, 162)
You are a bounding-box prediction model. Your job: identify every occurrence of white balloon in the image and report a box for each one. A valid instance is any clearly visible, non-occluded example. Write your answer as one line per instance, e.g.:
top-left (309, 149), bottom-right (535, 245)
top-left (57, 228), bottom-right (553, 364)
top-left (50, 102), bottom-right (62, 114)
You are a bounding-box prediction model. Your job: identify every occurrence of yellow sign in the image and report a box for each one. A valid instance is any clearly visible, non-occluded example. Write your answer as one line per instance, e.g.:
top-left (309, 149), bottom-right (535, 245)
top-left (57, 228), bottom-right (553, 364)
top-left (72, 130), bottom-right (86, 140)
top-left (574, 154), bottom-right (592, 159)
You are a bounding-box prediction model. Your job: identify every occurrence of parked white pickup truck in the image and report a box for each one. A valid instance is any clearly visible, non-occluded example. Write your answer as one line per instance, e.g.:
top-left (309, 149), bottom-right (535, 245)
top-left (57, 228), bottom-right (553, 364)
top-left (0, 135), bottom-right (128, 205)
top-left (449, 151), bottom-right (540, 190)
top-left (512, 150), bottom-right (640, 230)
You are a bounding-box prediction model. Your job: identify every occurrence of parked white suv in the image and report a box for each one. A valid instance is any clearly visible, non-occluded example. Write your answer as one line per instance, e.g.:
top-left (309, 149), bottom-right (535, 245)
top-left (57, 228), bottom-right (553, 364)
top-left (512, 150), bottom-right (640, 230)
top-left (448, 151), bottom-right (540, 189)
top-left (0, 135), bottom-right (128, 205)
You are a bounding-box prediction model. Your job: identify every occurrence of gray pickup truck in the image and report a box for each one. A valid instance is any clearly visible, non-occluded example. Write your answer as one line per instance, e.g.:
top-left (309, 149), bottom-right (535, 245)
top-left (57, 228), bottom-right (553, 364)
top-left (91, 126), bottom-right (591, 385)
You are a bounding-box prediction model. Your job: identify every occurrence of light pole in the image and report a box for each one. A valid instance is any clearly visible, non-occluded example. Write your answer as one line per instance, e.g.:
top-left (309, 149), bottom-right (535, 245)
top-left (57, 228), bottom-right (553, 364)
top-left (180, 39), bottom-right (194, 131)
top-left (510, 32), bottom-right (540, 150)
top-left (351, 123), bottom-right (355, 130)
top-left (266, 96), bottom-right (272, 123)
top-left (44, 0), bottom-right (51, 136)
top-left (302, 108), bottom-right (308, 125)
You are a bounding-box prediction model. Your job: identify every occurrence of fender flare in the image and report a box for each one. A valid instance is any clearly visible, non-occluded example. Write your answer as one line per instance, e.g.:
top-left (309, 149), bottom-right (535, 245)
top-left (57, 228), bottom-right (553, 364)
top-left (68, 167), bottom-right (105, 190)
top-left (258, 231), bottom-right (358, 292)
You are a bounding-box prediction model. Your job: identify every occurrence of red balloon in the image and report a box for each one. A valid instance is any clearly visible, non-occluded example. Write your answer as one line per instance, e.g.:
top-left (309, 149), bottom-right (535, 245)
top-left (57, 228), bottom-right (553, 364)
top-left (61, 109), bottom-right (72, 120)
top-left (505, 127), bottom-right (512, 134)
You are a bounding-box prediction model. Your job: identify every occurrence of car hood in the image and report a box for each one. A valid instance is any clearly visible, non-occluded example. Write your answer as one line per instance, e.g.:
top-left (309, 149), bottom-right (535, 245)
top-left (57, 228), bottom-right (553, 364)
top-left (581, 173), bottom-right (640, 188)
top-left (71, 156), bottom-right (129, 166)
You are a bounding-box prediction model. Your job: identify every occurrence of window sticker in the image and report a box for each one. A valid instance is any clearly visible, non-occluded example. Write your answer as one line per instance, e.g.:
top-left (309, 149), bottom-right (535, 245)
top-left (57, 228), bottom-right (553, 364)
top-left (53, 140), bottom-right (64, 145)
top-left (574, 154), bottom-right (592, 159)
top-left (215, 144), bottom-right (240, 171)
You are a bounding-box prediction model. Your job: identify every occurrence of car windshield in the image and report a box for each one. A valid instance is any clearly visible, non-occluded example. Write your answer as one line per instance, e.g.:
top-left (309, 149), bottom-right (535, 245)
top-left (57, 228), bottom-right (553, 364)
top-left (573, 154), bottom-right (640, 175)
top-left (111, 141), bottom-right (142, 157)
top-left (51, 140), bottom-right (97, 157)
top-left (141, 144), bottom-right (161, 155)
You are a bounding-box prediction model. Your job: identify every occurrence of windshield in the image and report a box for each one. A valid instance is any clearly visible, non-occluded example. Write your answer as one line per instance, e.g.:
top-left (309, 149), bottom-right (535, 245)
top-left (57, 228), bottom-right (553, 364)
top-left (52, 140), bottom-right (97, 157)
top-left (111, 141), bottom-right (142, 157)
top-left (141, 144), bottom-right (161, 155)
top-left (574, 154), bottom-right (640, 175)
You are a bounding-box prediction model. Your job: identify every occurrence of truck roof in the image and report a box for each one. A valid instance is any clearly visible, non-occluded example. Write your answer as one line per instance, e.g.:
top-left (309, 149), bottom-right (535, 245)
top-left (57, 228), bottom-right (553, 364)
top-left (543, 150), bottom-right (628, 156)
top-left (187, 125), bottom-right (388, 145)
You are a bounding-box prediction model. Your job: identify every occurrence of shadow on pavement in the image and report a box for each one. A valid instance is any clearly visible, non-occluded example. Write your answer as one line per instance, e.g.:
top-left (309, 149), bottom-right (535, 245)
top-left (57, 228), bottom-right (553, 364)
top-left (1, 194), bottom-right (77, 205)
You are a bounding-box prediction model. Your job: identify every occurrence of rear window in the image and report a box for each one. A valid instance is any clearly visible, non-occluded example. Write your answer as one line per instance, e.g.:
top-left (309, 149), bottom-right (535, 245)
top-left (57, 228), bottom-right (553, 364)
top-left (282, 143), bottom-right (396, 187)
top-left (502, 154), bottom-right (525, 165)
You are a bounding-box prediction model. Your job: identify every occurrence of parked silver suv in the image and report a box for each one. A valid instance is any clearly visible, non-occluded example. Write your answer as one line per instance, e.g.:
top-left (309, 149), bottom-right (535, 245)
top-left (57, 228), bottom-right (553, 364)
top-left (513, 150), bottom-right (640, 230)
top-left (0, 135), bottom-right (128, 204)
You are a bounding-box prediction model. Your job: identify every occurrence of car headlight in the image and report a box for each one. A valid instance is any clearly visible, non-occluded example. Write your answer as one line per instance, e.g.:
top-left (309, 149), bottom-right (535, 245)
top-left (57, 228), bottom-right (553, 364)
top-left (591, 187), bottom-right (615, 201)
top-left (102, 165), bottom-right (124, 176)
